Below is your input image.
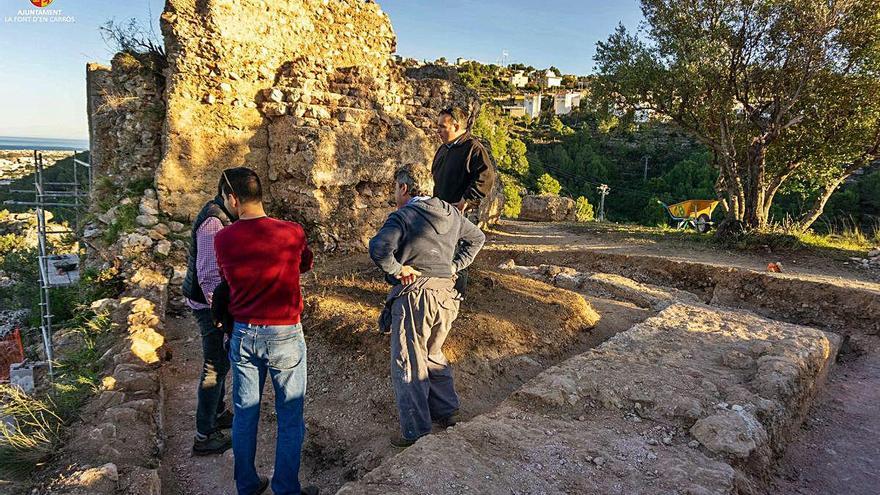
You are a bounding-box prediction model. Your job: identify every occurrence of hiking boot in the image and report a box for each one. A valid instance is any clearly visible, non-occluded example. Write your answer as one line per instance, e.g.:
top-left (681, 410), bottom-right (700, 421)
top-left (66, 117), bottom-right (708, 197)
top-left (434, 410), bottom-right (459, 429)
top-left (390, 433), bottom-right (423, 448)
top-left (192, 430), bottom-right (232, 456)
top-left (215, 409), bottom-right (234, 430)
top-left (301, 486), bottom-right (320, 495)
top-left (251, 475), bottom-right (269, 495)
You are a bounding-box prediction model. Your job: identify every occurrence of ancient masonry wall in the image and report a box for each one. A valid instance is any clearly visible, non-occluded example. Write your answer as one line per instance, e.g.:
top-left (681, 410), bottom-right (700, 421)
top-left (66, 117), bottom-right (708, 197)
top-left (86, 53), bottom-right (165, 197)
top-left (152, 0), bottom-right (495, 251)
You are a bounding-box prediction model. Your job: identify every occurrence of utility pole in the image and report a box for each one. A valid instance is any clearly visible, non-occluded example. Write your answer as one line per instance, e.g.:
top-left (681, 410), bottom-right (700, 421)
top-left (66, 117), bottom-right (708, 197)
top-left (643, 155), bottom-right (649, 181)
top-left (597, 184), bottom-right (610, 221)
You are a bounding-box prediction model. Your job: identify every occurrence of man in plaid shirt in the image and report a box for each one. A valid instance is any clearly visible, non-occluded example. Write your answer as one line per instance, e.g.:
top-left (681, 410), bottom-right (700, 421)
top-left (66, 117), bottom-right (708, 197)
top-left (181, 177), bottom-right (236, 455)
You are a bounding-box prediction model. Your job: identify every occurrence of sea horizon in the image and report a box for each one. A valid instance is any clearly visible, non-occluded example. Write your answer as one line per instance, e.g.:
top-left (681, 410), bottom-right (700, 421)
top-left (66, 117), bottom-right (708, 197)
top-left (0, 136), bottom-right (90, 151)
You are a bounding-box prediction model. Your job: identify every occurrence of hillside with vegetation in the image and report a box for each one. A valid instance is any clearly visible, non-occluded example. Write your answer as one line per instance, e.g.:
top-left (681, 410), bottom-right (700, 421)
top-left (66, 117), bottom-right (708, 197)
top-left (458, 60), bottom-right (880, 246)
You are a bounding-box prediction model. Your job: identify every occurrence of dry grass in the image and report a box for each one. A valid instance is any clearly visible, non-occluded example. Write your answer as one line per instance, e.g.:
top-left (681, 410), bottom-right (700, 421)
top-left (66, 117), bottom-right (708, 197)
top-left (96, 89), bottom-right (138, 113)
top-left (0, 385), bottom-right (63, 479)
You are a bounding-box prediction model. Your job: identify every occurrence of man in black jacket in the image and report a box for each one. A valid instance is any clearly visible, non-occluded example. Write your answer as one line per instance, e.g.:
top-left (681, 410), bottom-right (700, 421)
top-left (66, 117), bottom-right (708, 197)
top-left (431, 107), bottom-right (496, 212)
top-left (431, 106), bottom-right (496, 296)
top-left (369, 164), bottom-right (485, 448)
top-left (181, 173), bottom-right (237, 456)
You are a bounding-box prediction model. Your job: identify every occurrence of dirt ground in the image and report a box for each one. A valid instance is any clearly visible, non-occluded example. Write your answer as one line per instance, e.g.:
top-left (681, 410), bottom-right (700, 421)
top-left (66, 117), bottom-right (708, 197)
top-left (159, 255), bottom-right (649, 494)
top-left (158, 220), bottom-right (880, 494)
top-left (772, 335), bottom-right (880, 495)
top-left (486, 220), bottom-right (880, 495)
top-left (488, 221), bottom-right (880, 291)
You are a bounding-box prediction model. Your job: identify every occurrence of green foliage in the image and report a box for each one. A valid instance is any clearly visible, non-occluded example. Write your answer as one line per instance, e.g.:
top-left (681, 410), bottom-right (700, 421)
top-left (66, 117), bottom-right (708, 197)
top-left (471, 107), bottom-right (530, 177)
top-left (456, 62), bottom-right (513, 96)
top-left (501, 175), bottom-right (523, 219)
top-left (772, 168), bottom-right (880, 238)
top-left (0, 385), bottom-right (63, 479)
top-left (643, 197), bottom-right (670, 227)
top-left (0, 245), bottom-right (41, 327)
top-left (102, 202), bottom-right (139, 244)
top-left (0, 308), bottom-right (114, 478)
top-left (593, 0), bottom-right (880, 229)
top-left (536, 174), bottom-right (562, 196)
top-left (51, 309), bottom-right (114, 418)
top-left (575, 196), bottom-right (595, 222)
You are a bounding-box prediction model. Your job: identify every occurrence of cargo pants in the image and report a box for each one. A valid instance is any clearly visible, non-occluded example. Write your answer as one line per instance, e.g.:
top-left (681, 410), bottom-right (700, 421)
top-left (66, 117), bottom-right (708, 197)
top-left (388, 277), bottom-right (461, 440)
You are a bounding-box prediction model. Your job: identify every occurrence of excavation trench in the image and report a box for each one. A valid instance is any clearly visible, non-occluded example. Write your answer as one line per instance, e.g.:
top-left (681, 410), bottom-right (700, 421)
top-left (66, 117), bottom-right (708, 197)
top-left (161, 246), bottom-right (879, 494)
top-left (482, 248), bottom-right (880, 336)
top-left (159, 255), bottom-right (653, 494)
top-left (472, 252), bottom-right (880, 494)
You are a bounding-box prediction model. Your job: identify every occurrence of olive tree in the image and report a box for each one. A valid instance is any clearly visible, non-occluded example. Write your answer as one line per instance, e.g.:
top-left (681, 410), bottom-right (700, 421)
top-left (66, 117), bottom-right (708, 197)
top-left (594, 0), bottom-right (880, 231)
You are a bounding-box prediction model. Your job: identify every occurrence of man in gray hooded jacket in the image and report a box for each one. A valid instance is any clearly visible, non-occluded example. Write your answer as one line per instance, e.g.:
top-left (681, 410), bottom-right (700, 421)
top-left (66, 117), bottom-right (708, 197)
top-left (369, 164), bottom-right (485, 447)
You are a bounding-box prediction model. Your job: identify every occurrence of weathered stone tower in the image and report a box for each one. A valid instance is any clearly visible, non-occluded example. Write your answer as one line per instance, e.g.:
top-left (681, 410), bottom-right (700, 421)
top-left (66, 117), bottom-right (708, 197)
top-left (87, 0), bottom-right (499, 252)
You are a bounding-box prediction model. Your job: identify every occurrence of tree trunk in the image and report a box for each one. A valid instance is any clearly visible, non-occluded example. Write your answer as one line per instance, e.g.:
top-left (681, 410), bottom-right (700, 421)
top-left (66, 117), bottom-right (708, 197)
top-left (795, 177), bottom-right (846, 233)
top-left (741, 140), bottom-right (768, 229)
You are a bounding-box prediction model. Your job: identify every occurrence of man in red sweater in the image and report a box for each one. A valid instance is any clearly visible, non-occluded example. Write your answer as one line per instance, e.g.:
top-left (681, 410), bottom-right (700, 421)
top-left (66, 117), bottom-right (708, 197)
top-left (213, 167), bottom-right (318, 495)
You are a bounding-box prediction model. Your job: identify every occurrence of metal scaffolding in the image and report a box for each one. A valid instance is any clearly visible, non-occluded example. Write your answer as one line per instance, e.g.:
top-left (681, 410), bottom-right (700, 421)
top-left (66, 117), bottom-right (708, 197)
top-left (3, 150), bottom-right (90, 377)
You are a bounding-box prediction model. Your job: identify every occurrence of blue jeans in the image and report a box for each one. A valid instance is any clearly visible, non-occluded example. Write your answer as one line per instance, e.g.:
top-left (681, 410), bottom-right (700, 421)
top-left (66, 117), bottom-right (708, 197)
top-left (229, 322), bottom-right (307, 495)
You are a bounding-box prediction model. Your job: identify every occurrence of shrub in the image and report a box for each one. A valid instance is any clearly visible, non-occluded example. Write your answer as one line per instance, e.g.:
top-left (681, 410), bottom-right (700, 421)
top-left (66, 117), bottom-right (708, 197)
top-left (502, 179), bottom-right (523, 219)
top-left (0, 385), bottom-right (63, 479)
top-left (103, 203), bottom-right (139, 244)
top-left (536, 173), bottom-right (562, 196)
top-left (575, 196), bottom-right (595, 222)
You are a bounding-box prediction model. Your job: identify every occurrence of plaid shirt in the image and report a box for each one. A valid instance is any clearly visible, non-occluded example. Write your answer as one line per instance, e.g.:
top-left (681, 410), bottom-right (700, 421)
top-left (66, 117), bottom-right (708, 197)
top-left (185, 216), bottom-right (224, 310)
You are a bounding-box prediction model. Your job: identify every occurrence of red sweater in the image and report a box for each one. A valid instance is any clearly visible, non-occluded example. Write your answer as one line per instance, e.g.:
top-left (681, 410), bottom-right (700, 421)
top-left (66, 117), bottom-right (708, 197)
top-left (214, 216), bottom-right (313, 325)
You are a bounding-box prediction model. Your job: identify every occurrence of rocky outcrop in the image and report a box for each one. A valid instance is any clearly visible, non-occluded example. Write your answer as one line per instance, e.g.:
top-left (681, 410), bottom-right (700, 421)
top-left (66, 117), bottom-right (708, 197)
top-left (339, 303), bottom-right (840, 495)
top-left (519, 194), bottom-right (576, 222)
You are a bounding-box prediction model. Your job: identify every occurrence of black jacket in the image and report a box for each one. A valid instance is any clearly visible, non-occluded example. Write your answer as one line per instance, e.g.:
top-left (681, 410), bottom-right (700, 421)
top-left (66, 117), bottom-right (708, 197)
top-left (431, 133), bottom-right (496, 205)
top-left (181, 196), bottom-right (232, 304)
top-left (368, 197), bottom-right (485, 285)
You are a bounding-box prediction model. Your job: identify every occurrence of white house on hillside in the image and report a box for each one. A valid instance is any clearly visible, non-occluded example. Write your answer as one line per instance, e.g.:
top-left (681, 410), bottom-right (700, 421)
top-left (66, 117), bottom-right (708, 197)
top-left (523, 94), bottom-right (542, 118)
top-left (537, 70), bottom-right (562, 88)
top-left (553, 92), bottom-right (582, 115)
top-left (509, 70), bottom-right (529, 88)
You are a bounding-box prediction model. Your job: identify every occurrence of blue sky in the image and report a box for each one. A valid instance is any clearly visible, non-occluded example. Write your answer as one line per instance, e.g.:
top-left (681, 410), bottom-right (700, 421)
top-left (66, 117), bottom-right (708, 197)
top-left (0, 0), bottom-right (642, 140)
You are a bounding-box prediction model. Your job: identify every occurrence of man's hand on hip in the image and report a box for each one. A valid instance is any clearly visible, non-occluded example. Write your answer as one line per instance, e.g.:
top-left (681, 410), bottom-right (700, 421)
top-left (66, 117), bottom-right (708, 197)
top-left (396, 265), bottom-right (422, 285)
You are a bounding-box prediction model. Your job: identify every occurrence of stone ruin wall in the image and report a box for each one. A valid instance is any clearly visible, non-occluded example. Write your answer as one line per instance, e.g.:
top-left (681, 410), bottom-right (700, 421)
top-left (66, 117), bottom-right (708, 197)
top-left (86, 53), bottom-right (165, 198)
top-left (123, 0), bottom-right (500, 252)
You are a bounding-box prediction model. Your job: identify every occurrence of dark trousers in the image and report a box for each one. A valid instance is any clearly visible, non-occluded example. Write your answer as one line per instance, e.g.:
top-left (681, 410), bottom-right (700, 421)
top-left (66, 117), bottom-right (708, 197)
top-left (390, 283), bottom-right (461, 440)
top-left (193, 308), bottom-right (230, 435)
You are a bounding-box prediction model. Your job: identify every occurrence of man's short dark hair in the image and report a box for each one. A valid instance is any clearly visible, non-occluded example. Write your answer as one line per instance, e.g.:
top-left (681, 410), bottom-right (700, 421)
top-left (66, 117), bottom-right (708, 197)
top-left (439, 107), bottom-right (469, 126)
top-left (394, 164), bottom-right (433, 198)
top-left (218, 167), bottom-right (262, 204)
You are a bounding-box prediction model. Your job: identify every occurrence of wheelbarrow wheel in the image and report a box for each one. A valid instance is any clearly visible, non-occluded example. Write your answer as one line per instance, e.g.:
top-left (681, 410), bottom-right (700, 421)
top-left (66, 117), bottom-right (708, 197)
top-left (695, 214), bottom-right (711, 233)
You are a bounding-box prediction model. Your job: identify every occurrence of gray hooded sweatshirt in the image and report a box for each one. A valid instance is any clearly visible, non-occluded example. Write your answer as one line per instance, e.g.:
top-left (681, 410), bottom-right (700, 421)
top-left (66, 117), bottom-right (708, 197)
top-left (369, 197), bottom-right (486, 284)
